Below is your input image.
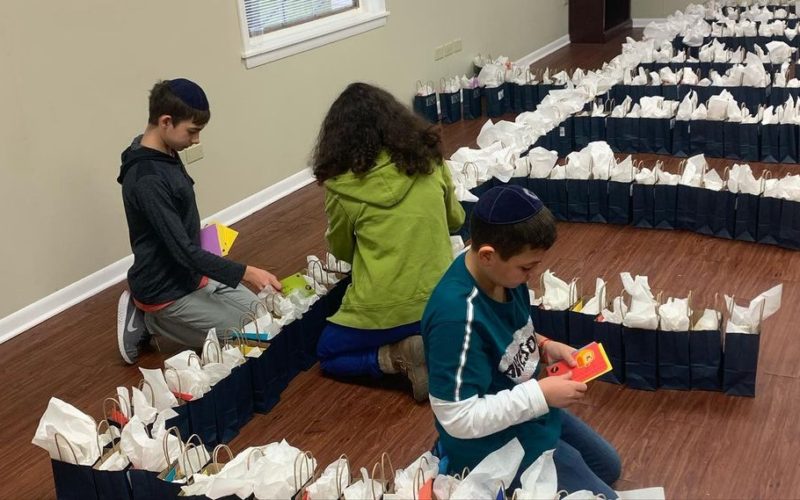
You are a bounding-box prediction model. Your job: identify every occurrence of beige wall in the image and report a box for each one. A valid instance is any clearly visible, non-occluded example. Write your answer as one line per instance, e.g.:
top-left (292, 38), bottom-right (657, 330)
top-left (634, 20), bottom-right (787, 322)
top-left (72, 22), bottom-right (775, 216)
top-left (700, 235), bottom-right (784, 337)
top-left (632, 0), bottom-right (692, 19)
top-left (0, 0), bottom-right (568, 319)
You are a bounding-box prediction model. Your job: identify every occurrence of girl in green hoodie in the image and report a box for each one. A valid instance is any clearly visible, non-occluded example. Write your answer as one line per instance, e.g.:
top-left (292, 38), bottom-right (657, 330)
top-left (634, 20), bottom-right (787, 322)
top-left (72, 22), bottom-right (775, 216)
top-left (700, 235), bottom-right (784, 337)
top-left (312, 82), bottom-right (465, 401)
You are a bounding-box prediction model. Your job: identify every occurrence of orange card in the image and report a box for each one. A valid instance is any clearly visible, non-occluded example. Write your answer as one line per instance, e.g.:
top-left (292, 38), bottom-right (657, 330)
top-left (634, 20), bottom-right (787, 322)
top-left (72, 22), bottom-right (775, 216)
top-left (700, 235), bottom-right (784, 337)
top-left (546, 342), bottom-right (612, 383)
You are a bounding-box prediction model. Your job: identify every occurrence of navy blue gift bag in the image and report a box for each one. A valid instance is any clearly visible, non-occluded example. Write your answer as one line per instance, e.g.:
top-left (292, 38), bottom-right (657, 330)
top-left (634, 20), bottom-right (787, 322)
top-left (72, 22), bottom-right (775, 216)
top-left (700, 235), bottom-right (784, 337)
top-left (723, 326), bottom-right (761, 397)
top-left (632, 182), bottom-right (656, 229)
top-left (640, 117), bottom-right (673, 155)
top-left (709, 187), bottom-right (737, 240)
top-left (413, 81), bottom-right (438, 123)
top-left (228, 361), bottom-right (253, 430)
top-left (620, 116), bottom-right (639, 153)
top-left (594, 318), bottom-right (625, 384)
top-left (201, 342), bottom-right (243, 444)
top-left (606, 117), bottom-right (623, 153)
top-left (573, 114), bottom-right (592, 151)
top-left (552, 118), bottom-right (575, 158)
top-left (653, 180), bottom-right (678, 230)
top-left (462, 86), bottom-right (482, 120)
top-left (536, 308), bottom-right (570, 345)
top-left (676, 177), bottom-right (702, 232)
top-left (566, 178), bottom-right (590, 222)
top-left (734, 190), bottom-right (761, 242)
top-left (622, 326), bottom-right (659, 391)
top-left (547, 178), bottom-right (568, 221)
top-left (508, 82), bottom-right (524, 113)
top-left (671, 120), bottom-right (691, 157)
top-left (129, 427), bottom-right (185, 500)
top-left (689, 319), bottom-right (723, 391)
top-left (756, 194), bottom-right (782, 245)
top-left (657, 328), bottom-right (691, 390)
top-left (778, 123), bottom-right (798, 163)
top-left (439, 89), bottom-right (462, 124)
top-left (520, 72), bottom-right (540, 111)
top-left (587, 179), bottom-right (610, 223)
top-left (568, 299), bottom-right (599, 350)
top-left (485, 84), bottom-right (508, 118)
top-left (778, 198), bottom-right (800, 249)
top-left (690, 120), bottom-right (724, 158)
top-left (607, 180), bottom-right (632, 225)
top-left (51, 433), bottom-right (100, 500)
top-left (760, 123), bottom-right (780, 163)
top-left (92, 426), bottom-right (134, 500)
top-left (723, 121), bottom-right (742, 160)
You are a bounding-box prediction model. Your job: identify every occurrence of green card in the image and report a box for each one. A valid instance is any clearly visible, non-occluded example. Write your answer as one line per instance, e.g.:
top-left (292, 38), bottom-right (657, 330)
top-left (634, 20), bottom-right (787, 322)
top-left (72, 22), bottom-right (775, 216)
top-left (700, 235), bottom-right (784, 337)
top-left (280, 273), bottom-right (316, 298)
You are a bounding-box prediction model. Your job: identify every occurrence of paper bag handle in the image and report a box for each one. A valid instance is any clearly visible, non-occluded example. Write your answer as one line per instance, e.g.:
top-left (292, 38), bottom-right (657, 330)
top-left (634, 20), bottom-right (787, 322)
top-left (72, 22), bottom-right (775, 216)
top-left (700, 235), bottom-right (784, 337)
top-left (162, 426), bottom-right (184, 470)
top-left (335, 454), bottom-right (352, 497)
top-left (103, 396), bottom-right (129, 426)
top-left (138, 379), bottom-right (156, 407)
top-left (294, 450), bottom-right (315, 492)
top-left (187, 352), bottom-right (203, 369)
top-left (96, 420), bottom-right (111, 455)
top-left (202, 339), bottom-right (223, 365)
top-left (246, 446), bottom-right (266, 470)
top-left (54, 432), bottom-right (80, 465)
top-left (308, 258), bottom-right (330, 289)
top-left (462, 161), bottom-right (479, 183)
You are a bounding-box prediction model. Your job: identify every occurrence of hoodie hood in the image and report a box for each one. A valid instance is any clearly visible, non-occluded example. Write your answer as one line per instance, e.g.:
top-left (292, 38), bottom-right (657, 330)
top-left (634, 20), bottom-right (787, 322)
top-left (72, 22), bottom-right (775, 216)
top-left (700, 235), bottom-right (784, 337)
top-left (117, 135), bottom-right (182, 184)
top-left (324, 151), bottom-right (417, 208)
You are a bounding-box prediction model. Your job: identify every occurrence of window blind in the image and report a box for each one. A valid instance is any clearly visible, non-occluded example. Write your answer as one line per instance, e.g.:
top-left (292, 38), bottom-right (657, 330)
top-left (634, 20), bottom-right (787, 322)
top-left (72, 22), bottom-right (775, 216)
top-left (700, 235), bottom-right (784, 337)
top-left (244, 0), bottom-right (359, 37)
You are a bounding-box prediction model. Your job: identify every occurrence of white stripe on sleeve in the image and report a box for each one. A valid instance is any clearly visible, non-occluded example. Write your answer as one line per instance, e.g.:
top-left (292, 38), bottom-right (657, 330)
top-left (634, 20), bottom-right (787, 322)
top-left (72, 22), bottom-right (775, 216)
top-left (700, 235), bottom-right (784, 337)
top-left (431, 379), bottom-right (550, 439)
top-left (454, 287), bottom-right (480, 402)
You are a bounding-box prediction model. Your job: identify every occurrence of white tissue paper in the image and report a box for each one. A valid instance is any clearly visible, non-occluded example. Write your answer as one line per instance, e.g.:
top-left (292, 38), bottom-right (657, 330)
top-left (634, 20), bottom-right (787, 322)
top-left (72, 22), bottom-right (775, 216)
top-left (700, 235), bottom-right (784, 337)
top-left (725, 284), bottom-right (783, 333)
top-left (451, 438), bottom-right (524, 500)
top-left (621, 273), bottom-right (659, 330)
top-left (658, 297), bottom-right (691, 332)
top-left (541, 270), bottom-right (575, 311)
top-left (512, 449), bottom-right (557, 500)
top-left (32, 398), bottom-right (101, 465)
top-left (601, 296), bottom-right (629, 325)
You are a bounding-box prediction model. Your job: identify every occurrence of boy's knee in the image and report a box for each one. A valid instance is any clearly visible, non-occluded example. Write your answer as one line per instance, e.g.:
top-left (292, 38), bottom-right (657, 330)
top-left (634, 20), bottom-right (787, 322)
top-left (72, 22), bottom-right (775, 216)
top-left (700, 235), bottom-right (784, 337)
top-left (599, 447), bottom-right (622, 486)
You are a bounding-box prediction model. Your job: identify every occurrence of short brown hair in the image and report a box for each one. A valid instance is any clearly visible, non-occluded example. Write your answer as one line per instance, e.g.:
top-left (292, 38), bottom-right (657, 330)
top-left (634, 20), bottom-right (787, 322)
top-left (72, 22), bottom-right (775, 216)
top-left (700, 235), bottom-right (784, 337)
top-left (469, 207), bottom-right (557, 260)
top-left (148, 80), bottom-right (210, 126)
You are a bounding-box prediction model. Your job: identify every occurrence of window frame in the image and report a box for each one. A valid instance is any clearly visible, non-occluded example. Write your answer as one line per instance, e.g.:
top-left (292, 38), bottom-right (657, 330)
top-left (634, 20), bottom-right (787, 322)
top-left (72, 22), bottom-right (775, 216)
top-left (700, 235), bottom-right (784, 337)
top-left (237, 0), bottom-right (389, 69)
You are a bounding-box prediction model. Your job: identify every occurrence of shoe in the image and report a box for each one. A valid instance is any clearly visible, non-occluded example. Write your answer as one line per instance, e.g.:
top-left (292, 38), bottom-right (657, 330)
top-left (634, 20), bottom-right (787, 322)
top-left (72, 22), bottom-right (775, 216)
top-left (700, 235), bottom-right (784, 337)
top-left (378, 335), bottom-right (429, 402)
top-left (117, 290), bottom-right (149, 364)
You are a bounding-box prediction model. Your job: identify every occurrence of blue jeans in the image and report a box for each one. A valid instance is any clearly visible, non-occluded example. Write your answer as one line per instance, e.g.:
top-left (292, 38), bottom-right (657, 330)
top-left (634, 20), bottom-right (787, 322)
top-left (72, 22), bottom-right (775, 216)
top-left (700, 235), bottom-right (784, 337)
top-left (317, 322), bottom-right (420, 378)
top-left (553, 410), bottom-right (621, 497)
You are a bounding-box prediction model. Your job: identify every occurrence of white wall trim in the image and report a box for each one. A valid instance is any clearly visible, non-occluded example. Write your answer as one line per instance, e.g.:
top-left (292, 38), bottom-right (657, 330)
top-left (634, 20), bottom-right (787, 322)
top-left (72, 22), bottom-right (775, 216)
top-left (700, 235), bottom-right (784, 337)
top-left (633, 18), bottom-right (665, 28)
top-left (0, 167), bottom-right (316, 344)
top-left (514, 34), bottom-right (571, 68)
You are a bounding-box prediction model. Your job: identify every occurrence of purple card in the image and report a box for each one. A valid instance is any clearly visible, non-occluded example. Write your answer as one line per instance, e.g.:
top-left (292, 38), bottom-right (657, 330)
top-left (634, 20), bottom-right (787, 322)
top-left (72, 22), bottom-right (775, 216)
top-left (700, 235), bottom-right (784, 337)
top-left (200, 224), bottom-right (222, 256)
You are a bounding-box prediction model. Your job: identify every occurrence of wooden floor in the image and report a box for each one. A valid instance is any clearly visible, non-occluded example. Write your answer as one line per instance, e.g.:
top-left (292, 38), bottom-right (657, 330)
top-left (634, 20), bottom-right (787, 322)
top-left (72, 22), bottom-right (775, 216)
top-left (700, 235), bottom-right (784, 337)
top-left (4, 28), bottom-right (800, 499)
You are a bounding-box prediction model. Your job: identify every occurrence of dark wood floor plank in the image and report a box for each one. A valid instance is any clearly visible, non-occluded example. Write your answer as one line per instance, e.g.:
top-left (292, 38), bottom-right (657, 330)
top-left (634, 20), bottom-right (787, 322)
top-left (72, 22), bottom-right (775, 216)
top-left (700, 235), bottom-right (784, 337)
top-left (3, 27), bottom-right (800, 499)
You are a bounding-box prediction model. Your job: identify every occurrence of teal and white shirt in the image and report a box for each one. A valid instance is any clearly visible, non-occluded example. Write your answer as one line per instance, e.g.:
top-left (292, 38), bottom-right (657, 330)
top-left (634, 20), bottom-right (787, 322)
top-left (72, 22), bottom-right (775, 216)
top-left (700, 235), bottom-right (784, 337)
top-left (422, 253), bottom-right (561, 473)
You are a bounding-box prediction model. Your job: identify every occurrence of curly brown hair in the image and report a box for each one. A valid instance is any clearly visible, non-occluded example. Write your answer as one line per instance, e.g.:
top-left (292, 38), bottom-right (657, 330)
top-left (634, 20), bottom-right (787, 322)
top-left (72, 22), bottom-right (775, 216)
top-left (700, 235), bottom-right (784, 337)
top-left (312, 82), bottom-right (442, 183)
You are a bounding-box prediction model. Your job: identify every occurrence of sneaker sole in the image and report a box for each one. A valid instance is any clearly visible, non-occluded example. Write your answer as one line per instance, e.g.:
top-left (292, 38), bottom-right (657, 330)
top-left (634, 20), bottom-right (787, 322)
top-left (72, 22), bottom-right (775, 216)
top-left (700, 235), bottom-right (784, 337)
top-left (117, 291), bottom-right (135, 365)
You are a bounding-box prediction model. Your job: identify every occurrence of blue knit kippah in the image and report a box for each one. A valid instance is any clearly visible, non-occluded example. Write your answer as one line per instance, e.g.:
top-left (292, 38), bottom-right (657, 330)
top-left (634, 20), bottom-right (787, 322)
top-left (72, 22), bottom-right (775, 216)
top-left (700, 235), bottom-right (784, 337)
top-left (474, 185), bottom-right (544, 224)
top-left (167, 78), bottom-right (209, 111)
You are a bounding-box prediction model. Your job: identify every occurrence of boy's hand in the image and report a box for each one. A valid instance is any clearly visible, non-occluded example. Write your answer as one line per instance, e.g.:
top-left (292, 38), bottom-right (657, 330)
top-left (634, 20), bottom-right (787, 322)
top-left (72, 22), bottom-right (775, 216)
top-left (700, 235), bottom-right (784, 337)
top-left (544, 340), bottom-right (578, 367)
top-left (243, 266), bottom-right (282, 292)
top-left (538, 372), bottom-right (588, 408)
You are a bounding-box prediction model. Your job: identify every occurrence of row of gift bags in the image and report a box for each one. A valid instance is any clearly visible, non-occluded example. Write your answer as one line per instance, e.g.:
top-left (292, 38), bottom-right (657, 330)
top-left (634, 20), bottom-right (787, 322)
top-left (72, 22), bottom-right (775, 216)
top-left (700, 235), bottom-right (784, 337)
top-left (605, 83), bottom-right (787, 114)
top-left (459, 161), bottom-right (800, 251)
top-left (598, 112), bottom-right (800, 163)
top-left (672, 34), bottom-right (800, 56)
top-left (636, 61), bottom-right (785, 79)
top-left (413, 79), bottom-right (566, 124)
top-left (529, 272), bottom-right (782, 397)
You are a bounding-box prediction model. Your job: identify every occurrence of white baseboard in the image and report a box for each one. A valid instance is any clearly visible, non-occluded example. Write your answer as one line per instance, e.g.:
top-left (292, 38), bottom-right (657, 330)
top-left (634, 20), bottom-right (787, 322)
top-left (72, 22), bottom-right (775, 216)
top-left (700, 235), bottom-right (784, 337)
top-left (633, 18), bottom-right (665, 28)
top-left (515, 34), bottom-right (571, 68)
top-left (0, 167), bottom-right (316, 344)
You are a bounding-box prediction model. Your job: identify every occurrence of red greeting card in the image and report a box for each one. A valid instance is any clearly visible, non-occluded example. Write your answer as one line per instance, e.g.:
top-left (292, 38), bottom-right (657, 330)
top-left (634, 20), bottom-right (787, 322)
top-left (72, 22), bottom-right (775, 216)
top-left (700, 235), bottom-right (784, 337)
top-left (546, 342), bottom-right (612, 383)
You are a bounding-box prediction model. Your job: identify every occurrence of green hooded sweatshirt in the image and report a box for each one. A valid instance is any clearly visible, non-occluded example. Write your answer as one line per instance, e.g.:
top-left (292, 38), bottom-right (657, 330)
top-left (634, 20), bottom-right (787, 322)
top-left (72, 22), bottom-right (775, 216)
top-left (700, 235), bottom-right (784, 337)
top-left (324, 151), bottom-right (466, 329)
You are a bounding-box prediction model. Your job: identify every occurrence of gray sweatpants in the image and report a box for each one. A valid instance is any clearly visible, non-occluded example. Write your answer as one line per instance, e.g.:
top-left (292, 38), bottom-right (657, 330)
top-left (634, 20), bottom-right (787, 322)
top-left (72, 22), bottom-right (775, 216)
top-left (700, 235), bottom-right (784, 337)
top-left (143, 280), bottom-right (259, 348)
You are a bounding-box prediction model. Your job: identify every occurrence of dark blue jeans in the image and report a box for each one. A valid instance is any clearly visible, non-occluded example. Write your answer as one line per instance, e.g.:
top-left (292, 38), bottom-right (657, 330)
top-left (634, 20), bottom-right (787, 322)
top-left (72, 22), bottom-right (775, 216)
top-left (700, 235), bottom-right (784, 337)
top-left (316, 322), bottom-right (420, 378)
top-left (553, 410), bottom-right (621, 497)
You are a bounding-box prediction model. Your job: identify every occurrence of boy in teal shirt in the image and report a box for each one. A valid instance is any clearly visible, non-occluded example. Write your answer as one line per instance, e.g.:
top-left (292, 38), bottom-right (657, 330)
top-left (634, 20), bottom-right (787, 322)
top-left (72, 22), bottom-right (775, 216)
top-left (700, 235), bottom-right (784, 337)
top-left (422, 185), bottom-right (621, 495)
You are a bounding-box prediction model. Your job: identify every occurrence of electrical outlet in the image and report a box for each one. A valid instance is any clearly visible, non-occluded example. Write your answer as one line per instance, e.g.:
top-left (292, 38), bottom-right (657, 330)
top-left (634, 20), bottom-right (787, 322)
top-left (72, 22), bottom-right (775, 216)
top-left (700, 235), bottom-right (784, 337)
top-left (453, 38), bottom-right (462, 53)
top-left (434, 45), bottom-right (445, 60)
top-left (444, 41), bottom-right (454, 56)
top-left (184, 143), bottom-right (204, 164)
